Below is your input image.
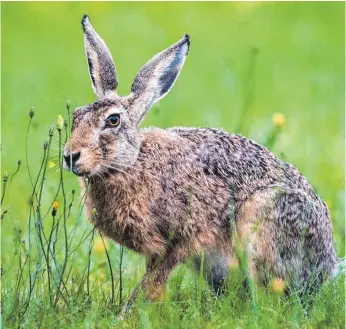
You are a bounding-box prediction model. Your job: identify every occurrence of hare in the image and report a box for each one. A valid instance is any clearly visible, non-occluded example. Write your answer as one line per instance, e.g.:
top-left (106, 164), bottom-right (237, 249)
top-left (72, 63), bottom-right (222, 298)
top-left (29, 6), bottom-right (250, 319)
top-left (64, 15), bottom-right (339, 311)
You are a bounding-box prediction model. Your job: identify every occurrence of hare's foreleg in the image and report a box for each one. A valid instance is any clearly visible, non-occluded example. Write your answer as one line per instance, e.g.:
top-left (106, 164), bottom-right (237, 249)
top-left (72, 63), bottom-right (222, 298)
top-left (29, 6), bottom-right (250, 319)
top-left (120, 247), bottom-right (188, 315)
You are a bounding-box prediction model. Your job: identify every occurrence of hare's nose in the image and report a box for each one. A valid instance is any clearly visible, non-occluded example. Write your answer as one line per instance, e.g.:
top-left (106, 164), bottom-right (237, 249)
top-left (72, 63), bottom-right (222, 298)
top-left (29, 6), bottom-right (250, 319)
top-left (64, 151), bottom-right (81, 167)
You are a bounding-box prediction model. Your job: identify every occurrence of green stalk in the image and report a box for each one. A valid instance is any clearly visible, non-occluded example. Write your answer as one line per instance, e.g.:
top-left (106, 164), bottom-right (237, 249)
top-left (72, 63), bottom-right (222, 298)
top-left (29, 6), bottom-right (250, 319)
top-left (26, 143), bottom-right (48, 308)
top-left (118, 246), bottom-right (124, 307)
top-left (1, 171), bottom-right (8, 206)
top-left (35, 132), bottom-right (54, 303)
top-left (26, 108), bottom-right (34, 189)
top-left (86, 229), bottom-right (96, 296)
top-left (53, 128), bottom-right (69, 307)
top-left (100, 234), bottom-right (115, 304)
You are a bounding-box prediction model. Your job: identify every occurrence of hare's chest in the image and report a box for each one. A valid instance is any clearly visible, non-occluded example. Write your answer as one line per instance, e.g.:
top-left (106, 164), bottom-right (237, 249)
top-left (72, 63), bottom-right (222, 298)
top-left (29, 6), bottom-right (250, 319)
top-left (86, 187), bottom-right (164, 255)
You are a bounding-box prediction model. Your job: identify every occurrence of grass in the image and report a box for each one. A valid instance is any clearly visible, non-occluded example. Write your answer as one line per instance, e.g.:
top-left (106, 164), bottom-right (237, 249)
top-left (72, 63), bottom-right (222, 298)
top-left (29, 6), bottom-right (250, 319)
top-left (1, 2), bottom-right (345, 328)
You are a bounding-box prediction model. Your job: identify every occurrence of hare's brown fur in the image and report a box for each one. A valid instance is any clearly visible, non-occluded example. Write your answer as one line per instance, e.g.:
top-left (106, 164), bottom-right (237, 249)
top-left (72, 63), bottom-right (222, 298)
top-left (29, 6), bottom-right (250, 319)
top-left (64, 15), bottom-right (339, 311)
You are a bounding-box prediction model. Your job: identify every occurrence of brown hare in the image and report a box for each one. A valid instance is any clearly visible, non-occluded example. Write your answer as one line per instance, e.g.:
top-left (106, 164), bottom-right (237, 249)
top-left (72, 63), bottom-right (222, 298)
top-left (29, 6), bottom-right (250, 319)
top-left (64, 15), bottom-right (339, 312)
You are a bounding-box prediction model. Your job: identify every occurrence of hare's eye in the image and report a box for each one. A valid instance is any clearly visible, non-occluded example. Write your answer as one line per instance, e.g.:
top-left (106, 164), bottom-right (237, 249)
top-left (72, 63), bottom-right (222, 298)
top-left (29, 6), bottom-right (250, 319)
top-left (106, 114), bottom-right (121, 128)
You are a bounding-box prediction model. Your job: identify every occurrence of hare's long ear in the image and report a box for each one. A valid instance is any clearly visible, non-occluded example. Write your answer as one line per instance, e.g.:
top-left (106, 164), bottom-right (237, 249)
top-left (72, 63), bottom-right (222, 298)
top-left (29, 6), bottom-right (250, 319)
top-left (130, 34), bottom-right (190, 125)
top-left (81, 15), bottom-right (118, 98)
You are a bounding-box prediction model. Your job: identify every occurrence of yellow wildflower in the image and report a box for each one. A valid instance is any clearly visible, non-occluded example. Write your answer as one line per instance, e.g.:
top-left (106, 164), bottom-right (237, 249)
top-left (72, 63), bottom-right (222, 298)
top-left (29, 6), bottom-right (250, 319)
top-left (52, 200), bottom-right (59, 217)
top-left (48, 161), bottom-right (56, 169)
top-left (52, 200), bottom-right (59, 210)
top-left (93, 236), bottom-right (108, 254)
top-left (272, 112), bottom-right (286, 128)
top-left (228, 256), bottom-right (239, 270)
top-left (271, 278), bottom-right (286, 293)
top-left (57, 114), bottom-right (64, 131)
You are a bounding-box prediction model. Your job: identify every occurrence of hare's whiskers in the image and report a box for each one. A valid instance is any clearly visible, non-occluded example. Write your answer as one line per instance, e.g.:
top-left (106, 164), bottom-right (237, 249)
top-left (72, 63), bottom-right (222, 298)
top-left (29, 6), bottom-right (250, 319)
top-left (103, 159), bottom-right (142, 172)
top-left (102, 160), bottom-right (141, 175)
top-left (95, 171), bottom-right (108, 187)
top-left (101, 164), bottom-right (134, 181)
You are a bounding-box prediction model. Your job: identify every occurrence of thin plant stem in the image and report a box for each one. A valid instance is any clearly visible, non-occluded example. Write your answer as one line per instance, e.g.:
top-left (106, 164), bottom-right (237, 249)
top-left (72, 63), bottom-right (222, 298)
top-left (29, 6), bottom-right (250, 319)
top-left (53, 128), bottom-right (69, 307)
top-left (100, 234), bottom-right (115, 304)
top-left (119, 246), bottom-right (124, 307)
top-left (86, 229), bottom-right (96, 296)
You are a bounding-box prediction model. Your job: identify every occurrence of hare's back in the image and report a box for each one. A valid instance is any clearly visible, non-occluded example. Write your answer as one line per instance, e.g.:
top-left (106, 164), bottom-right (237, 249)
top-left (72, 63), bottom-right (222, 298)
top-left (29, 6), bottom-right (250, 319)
top-left (168, 127), bottom-right (319, 201)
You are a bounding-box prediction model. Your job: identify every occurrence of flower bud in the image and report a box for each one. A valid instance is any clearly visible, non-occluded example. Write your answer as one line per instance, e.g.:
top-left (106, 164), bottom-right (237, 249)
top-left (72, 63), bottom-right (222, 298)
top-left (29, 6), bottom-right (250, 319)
top-left (49, 125), bottom-right (54, 137)
top-left (57, 115), bottom-right (64, 131)
top-left (29, 106), bottom-right (35, 118)
top-left (66, 100), bottom-right (71, 111)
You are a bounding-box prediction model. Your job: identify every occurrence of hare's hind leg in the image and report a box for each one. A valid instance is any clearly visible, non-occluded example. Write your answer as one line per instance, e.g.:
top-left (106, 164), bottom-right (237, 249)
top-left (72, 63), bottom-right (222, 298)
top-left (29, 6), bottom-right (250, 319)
top-left (193, 248), bottom-right (230, 294)
top-left (236, 188), bottom-right (338, 292)
top-left (236, 189), bottom-right (283, 286)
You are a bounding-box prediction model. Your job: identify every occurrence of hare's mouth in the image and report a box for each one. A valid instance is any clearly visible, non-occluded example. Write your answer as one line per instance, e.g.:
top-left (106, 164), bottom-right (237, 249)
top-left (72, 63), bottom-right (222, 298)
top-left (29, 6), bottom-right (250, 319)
top-left (72, 168), bottom-right (90, 177)
top-left (63, 163), bottom-right (90, 178)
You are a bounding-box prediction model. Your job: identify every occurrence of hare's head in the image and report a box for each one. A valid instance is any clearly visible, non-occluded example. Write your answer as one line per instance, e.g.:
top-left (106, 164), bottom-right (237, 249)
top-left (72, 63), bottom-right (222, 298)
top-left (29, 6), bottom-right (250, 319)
top-left (64, 15), bottom-right (190, 177)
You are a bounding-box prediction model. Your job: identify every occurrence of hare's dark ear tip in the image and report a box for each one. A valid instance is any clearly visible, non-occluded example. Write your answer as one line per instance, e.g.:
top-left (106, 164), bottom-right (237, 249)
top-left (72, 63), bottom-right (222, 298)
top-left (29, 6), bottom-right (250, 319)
top-left (81, 14), bottom-right (91, 29)
top-left (182, 34), bottom-right (190, 53)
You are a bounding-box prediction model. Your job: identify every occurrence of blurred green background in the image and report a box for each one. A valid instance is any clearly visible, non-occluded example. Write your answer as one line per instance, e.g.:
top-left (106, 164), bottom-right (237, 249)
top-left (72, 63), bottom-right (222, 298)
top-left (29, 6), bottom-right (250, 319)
top-left (1, 2), bottom-right (345, 255)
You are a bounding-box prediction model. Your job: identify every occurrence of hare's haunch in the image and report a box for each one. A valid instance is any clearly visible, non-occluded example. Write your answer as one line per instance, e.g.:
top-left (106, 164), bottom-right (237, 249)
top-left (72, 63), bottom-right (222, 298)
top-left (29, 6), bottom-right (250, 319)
top-left (64, 15), bottom-right (339, 312)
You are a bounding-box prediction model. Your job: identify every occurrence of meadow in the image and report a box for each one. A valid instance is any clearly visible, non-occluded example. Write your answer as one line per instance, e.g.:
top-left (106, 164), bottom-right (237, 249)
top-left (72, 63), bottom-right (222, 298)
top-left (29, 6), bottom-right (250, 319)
top-left (1, 2), bottom-right (345, 328)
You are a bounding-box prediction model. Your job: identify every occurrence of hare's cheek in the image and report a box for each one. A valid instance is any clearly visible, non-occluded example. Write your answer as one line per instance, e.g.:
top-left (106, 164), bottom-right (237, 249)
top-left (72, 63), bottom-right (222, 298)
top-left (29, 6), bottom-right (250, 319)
top-left (76, 148), bottom-right (102, 172)
top-left (100, 133), bottom-right (117, 156)
top-left (99, 136), bottom-right (111, 155)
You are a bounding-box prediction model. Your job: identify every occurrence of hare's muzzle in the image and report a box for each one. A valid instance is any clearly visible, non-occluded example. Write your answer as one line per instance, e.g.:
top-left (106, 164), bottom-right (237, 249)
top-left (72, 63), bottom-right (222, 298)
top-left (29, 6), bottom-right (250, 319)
top-left (63, 151), bottom-right (82, 174)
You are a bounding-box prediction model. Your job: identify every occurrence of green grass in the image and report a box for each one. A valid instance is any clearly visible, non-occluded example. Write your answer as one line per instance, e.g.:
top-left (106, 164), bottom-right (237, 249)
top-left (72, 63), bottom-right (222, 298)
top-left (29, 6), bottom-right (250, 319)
top-left (1, 2), bottom-right (345, 328)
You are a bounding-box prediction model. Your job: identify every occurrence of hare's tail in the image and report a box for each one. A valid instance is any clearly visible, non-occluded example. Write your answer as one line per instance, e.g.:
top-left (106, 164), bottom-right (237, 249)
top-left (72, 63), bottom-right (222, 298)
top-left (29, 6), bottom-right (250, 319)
top-left (333, 257), bottom-right (346, 278)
